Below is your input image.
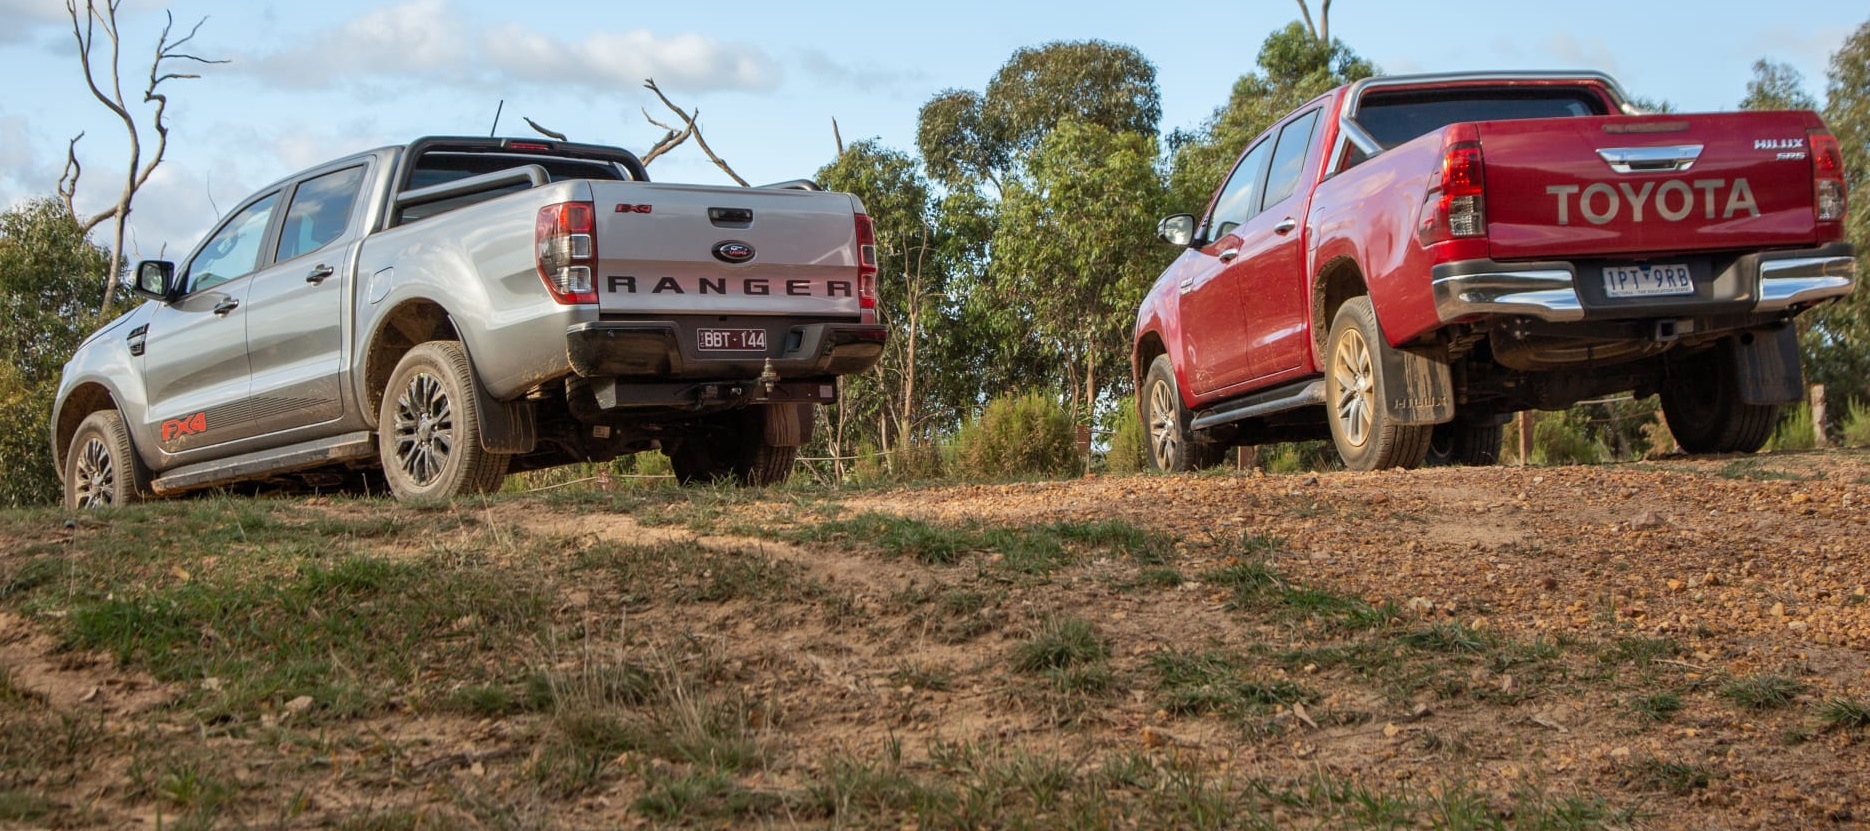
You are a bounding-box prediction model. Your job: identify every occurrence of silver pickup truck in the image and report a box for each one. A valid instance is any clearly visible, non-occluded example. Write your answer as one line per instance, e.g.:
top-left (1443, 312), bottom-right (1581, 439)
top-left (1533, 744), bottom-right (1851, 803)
top-left (51, 136), bottom-right (886, 505)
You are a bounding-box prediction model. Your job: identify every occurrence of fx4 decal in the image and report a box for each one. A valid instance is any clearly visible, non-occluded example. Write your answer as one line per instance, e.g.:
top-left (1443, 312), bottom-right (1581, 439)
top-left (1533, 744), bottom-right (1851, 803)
top-left (162, 412), bottom-right (207, 442)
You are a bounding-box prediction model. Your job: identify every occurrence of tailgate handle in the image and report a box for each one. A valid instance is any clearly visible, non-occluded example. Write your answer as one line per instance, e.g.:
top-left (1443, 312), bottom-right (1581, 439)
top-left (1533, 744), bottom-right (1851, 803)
top-left (709, 207), bottom-right (754, 227)
top-left (1596, 144), bottom-right (1703, 174)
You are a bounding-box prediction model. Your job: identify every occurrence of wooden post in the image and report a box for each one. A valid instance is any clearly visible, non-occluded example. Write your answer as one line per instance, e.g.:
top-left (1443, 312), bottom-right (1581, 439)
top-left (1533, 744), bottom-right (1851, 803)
top-left (1236, 445), bottom-right (1260, 471)
top-left (1812, 384), bottom-right (1828, 448)
top-left (1517, 411), bottom-right (1535, 466)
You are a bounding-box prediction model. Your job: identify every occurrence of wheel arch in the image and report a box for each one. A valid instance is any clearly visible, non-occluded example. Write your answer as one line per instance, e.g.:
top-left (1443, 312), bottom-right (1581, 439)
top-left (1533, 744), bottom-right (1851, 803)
top-left (1310, 255), bottom-right (1369, 369)
top-left (362, 299), bottom-right (460, 418)
top-left (52, 382), bottom-right (120, 481)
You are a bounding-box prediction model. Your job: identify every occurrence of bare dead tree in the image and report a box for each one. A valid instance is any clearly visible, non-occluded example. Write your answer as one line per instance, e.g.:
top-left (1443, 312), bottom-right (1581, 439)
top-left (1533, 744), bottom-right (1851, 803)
top-left (1294, 0), bottom-right (1333, 45)
top-left (637, 79), bottom-right (748, 186)
top-left (832, 117), bottom-right (844, 156)
top-left (58, 0), bottom-right (224, 310)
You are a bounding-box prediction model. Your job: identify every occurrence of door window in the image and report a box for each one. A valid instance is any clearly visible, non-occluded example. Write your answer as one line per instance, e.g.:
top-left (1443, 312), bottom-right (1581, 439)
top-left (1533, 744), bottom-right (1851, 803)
top-left (1207, 140), bottom-right (1274, 239)
top-left (276, 166), bottom-right (366, 262)
top-left (186, 193), bottom-right (279, 293)
top-left (1261, 109), bottom-right (1321, 210)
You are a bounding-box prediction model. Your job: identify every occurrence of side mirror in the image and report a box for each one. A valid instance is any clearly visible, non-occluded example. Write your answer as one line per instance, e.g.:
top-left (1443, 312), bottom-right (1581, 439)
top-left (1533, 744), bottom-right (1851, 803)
top-left (1157, 214), bottom-right (1197, 247)
top-left (130, 260), bottom-right (178, 302)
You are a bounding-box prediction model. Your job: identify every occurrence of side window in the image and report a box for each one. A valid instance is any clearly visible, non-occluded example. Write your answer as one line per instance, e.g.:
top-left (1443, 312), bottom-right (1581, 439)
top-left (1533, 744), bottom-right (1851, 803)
top-left (1208, 139), bottom-right (1274, 239)
top-left (186, 193), bottom-right (280, 294)
top-left (276, 166), bottom-right (366, 263)
top-left (1261, 109), bottom-right (1321, 210)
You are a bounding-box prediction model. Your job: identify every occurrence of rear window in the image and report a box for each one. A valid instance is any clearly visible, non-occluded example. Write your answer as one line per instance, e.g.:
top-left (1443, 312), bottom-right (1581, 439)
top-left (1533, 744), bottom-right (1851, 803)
top-left (1355, 89), bottom-right (1609, 149)
top-left (407, 152), bottom-right (627, 189)
top-left (399, 153), bottom-right (628, 223)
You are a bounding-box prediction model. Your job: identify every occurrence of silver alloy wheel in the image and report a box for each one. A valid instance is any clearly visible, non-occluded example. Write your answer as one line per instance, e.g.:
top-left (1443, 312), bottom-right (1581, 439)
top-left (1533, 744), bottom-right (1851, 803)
top-left (72, 435), bottom-right (116, 508)
top-left (391, 371), bottom-right (455, 485)
top-left (1331, 325), bottom-right (1375, 449)
top-left (1148, 378), bottom-right (1180, 470)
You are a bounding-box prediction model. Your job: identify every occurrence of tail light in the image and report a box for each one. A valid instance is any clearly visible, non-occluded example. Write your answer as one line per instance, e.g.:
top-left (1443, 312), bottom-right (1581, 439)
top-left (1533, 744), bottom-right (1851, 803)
top-left (536, 201), bottom-right (596, 304)
top-left (1418, 123), bottom-right (1487, 253)
top-left (1810, 129), bottom-right (1847, 224)
top-left (854, 214), bottom-right (878, 310)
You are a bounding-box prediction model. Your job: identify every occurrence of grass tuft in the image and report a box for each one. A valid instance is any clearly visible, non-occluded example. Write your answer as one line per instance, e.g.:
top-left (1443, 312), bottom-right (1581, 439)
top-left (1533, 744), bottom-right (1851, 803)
top-left (1012, 616), bottom-right (1107, 673)
top-left (1719, 674), bottom-right (1807, 710)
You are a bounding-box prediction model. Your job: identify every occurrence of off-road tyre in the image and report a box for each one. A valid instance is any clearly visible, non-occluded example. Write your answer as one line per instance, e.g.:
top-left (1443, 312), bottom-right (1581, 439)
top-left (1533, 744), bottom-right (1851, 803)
top-left (64, 410), bottom-right (148, 509)
top-left (1661, 342), bottom-right (1780, 454)
top-left (378, 341), bottom-right (511, 500)
top-left (1426, 418), bottom-right (1504, 467)
top-left (1142, 354), bottom-right (1226, 473)
top-left (670, 404), bottom-right (801, 487)
top-left (1325, 297), bottom-right (1431, 471)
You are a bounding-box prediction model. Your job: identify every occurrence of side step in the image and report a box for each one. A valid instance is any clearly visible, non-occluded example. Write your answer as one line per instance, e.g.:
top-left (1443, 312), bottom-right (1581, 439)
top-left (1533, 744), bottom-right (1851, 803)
top-left (1190, 379), bottom-right (1325, 431)
top-left (150, 432), bottom-right (378, 495)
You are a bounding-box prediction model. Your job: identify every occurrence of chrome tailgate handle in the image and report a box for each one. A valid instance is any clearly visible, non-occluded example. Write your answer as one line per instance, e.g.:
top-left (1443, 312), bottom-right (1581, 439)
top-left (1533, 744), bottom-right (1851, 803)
top-left (1597, 144), bottom-right (1703, 173)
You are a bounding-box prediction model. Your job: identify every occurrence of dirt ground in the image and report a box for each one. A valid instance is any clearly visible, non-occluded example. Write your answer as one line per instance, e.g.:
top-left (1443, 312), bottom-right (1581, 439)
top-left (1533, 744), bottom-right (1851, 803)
top-left (2, 450), bottom-right (1868, 829)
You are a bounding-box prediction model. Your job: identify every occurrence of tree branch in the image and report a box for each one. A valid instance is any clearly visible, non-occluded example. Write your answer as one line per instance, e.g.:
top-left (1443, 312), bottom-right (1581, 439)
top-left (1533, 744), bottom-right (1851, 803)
top-left (1294, 0), bottom-right (1318, 40)
top-left (640, 78), bottom-right (748, 186)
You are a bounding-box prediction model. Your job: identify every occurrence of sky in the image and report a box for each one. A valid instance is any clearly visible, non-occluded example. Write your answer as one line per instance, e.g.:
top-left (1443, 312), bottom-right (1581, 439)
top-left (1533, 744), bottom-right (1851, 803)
top-left (0, 0), bottom-right (1863, 259)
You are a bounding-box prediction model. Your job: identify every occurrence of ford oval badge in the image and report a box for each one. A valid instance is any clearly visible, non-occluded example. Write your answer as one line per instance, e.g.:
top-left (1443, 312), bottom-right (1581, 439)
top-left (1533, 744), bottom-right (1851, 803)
top-left (713, 241), bottom-right (755, 264)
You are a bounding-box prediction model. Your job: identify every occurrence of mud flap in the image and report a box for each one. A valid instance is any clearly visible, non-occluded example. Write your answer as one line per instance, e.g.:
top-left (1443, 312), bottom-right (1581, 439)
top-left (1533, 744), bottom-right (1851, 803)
top-left (475, 383), bottom-right (537, 455)
top-left (1733, 326), bottom-right (1804, 406)
top-left (1378, 343), bottom-right (1455, 427)
top-left (761, 402), bottom-right (814, 448)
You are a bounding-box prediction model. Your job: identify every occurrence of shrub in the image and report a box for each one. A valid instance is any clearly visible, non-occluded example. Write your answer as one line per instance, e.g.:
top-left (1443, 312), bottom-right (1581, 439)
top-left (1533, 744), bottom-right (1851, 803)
top-left (1840, 400), bottom-right (1870, 448)
top-left (1766, 401), bottom-right (1816, 451)
top-left (1102, 396), bottom-right (1146, 474)
top-left (952, 392), bottom-right (1079, 479)
top-left (0, 199), bottom-right (114, 507)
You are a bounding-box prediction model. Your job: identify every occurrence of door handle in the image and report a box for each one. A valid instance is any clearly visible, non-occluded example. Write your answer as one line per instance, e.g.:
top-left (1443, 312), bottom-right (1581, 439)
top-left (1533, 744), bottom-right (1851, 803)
top-left (306, 264), bottom-right (335, 284)
top-left (213, 298), bottom-right (240, 316)
top-left (1218, 248), bottom-right (1240, 262)
top-left (1177, 278), bottom-right (1195, 295)
top-left (1273, 218), bottom-right (1298, 236)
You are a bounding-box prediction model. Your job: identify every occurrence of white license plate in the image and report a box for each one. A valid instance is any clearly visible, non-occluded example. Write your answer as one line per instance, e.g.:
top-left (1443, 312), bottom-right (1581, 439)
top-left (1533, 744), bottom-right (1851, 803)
top-left (1602, 263), bottom-right (1693, 299)
top-left (697, 328), bottom-right (768, 352)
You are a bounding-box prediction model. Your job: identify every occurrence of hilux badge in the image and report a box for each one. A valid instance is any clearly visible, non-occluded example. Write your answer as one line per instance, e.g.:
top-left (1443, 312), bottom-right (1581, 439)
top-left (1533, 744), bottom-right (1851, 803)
top-left (713, 241), bottom-right (755, 264)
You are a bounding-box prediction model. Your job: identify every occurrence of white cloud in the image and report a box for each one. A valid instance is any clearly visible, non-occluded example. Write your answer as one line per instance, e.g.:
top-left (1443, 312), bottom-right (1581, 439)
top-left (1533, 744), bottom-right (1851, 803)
top-left (797, 49), bottom-right (925, 95)
top-left (482, 24), bottom-right (778, 94)
top-left (0, 0), bottom-right (65, 44)
top-left (240, 0), bottom-right (472, 89)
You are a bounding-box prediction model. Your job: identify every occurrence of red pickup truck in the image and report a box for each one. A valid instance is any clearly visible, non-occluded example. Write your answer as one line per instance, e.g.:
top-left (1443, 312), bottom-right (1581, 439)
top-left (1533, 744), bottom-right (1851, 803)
top-left (1134, 71), bottom-right (1855, 471)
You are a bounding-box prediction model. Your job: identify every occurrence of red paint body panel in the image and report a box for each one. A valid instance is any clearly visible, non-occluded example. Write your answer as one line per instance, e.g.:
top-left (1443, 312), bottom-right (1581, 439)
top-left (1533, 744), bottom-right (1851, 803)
top-left (1136, 72), bottom-right (1848, 410)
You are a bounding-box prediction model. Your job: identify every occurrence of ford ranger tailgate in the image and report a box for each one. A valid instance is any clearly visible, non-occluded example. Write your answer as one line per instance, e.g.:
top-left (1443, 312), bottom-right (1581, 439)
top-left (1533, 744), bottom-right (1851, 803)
top-left (1479, 111), bottom-right (1828, 261)
top-left (590, 182), bottom-right (863, 317)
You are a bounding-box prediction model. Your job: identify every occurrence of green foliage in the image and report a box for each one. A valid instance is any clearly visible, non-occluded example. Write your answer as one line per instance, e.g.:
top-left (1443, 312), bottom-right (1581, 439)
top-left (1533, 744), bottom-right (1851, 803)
top-left (919, 41), bottom-right (1160, 191)
top-left (1168, 22), bottom-right (1375, 212)
top-left (1841, 399), bottom-right (1870, 447)
top-left (1531, 408), bottom-right (1608, 466)
top-left (1719, 674), bottom-right (1807, 710)
top-left (992, 121), bottom-right (1171, 412)
top-left (1102, 396), bottom-right (1146, 474)
top-left (1804, 20), bottom-right (1870, 408)
top-left (1766, 401), bottom-right (1817, 451)
top-left (1740, 59), bottom-right (1818, 111)
top-left (953, 392), bottom-right (1080, 479)
top-left (0, 199), bottom-right (114, 507)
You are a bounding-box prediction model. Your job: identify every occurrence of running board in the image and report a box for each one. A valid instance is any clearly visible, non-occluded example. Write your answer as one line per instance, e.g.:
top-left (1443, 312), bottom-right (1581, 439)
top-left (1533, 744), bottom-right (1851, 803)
top-left (1190, 379), bottom-right (1325, 431)
top-left (150, 432), bottom-right (377, 495)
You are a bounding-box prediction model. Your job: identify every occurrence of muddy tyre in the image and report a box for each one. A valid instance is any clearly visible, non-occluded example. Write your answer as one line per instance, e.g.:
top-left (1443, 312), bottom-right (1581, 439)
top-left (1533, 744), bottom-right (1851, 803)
top-left (64, 410), bottom-right (147, 509)
top-left (378, 342), bottom-right (511, 500)
top-left (1325, 297), bottom-right (1431, 471)
top-left (1661, 342), bottom-right (1779, 455)
top-left (1142, 354), bottom-right (1226, 472)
